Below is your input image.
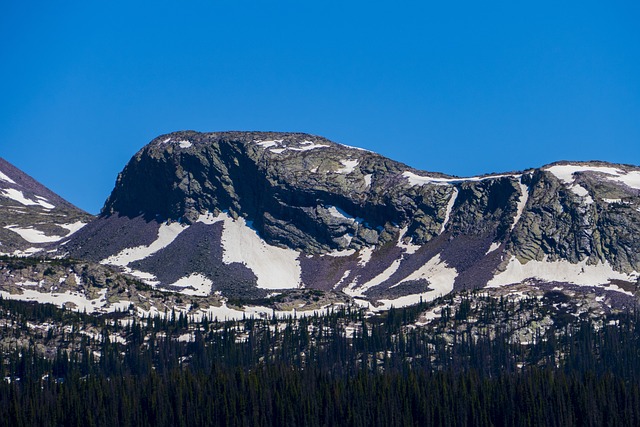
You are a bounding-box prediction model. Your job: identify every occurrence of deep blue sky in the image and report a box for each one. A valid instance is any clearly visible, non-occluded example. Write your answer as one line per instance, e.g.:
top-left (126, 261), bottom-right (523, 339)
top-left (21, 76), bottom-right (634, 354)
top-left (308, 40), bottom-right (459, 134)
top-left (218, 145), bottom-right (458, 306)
top-left (1, 1), bottom-right (639, 214)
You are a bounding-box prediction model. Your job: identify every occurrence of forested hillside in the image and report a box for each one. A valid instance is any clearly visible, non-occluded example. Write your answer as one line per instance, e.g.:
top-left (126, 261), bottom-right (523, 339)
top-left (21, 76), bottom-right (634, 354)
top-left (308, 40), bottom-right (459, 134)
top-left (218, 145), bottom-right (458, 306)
top-left (2, 293), bottom-right (640, 426)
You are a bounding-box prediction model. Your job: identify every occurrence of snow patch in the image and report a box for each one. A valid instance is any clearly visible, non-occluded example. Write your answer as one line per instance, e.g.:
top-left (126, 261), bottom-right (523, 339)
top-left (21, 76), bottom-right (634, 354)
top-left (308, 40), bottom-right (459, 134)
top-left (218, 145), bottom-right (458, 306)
top-left (395, 254), bottom-right (457, 298)
top-left (196, 211), bottom-right (226, 225)
top-left (178, 140), bottom-right (192, 148)
top-left (337, 142), bottom-right (374, 153)
top-left (336, 270), bottom-right (351, 287)
top-left (326, 206), bottom-right (362, 224)
top-left (486, 242), bottom-right (501, 255)
top-left (326, 249), bottom-right (356, 257)
top-left (611, 171), bottom-right (640, 190)
top-left (289, 143), bottom-right (329, 152)
top-left (440, 188), bottom-right (458, 234)
top-left (363, 174), bottom-right (372, 187)
top-left (487, 256), bottom-right (639, 292)
top-left (397, 227), bottom-right (420, 255)
top-left (546, 165), bottom-right (640, 190)
top-left (511, 179), bottom-right (530, 231)
top-left (265, 139), bottom-right (329, 154)
top-left (569, 184), bottom-right (594, 204)
top-left (0, 247), bottom-right (43, 257)
top-left (347, 258), bottom-right (402, 297)
top-left (219, 214), bottom-right (301, 289)
top-left (59, 221), bottom-right (87, 236)
top-left (546, 165), bottom-right (623, 184)
top-left (1, 189), bottom-right (55, 209)
top-left (4, 226), bottom-right (64, 243)
top-left (255, 140), bottom-right (279, 148)
top-left (126, 268), bottom-right (159, 284)
top-left (403, 171), bottom-right (518, 187)
top-left (166, 273), bottom-right (212, 296)
top-left (0, 171), bottom-right (15, 184)
top-left (336, 159), bottom-right (359, 174)
top-left (100, 221), bottom-right (189, 266)
top-left (0, 288), bottom-right (108, 314)
top-left (357, 247), bottom-right (374, 267)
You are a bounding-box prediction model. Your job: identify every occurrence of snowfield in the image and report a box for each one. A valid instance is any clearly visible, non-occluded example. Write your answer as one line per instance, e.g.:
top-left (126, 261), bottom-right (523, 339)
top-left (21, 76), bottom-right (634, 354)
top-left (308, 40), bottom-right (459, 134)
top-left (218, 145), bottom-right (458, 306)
top-left (546, 164), bottom-right (640, 190)
top-left (100, 221), bottom-right (189, 266)
top-left (4, 226), bottom-right (64, 243)
top-left (1, 189), bottom-right (55, 209)
top-left (219, 214), bottom-right (302, 289)
top-left (488, 256), bottom-right (639, 293)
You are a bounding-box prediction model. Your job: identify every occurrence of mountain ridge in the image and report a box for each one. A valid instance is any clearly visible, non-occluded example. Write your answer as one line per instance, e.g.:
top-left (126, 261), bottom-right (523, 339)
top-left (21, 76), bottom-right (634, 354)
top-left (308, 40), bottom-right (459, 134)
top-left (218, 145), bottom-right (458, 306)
top-left (0, 157), bottom-right (93, 256)
top-left (55, 131), bottom-right (639, 310)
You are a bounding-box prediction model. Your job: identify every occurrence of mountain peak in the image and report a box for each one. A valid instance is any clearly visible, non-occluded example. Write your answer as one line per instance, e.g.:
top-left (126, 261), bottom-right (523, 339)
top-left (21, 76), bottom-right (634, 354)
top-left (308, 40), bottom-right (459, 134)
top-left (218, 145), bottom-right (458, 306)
top-left (55, 131), bottom-right (639, 309)
top-left (0, 157), bottom-right (93, 256)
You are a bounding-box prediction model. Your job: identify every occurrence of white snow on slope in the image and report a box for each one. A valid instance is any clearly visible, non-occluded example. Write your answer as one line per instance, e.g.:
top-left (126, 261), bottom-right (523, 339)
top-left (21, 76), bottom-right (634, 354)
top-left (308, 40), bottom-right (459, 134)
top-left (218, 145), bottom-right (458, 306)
top-left (372, 257), bottom-right (457, 310)
top-left (336, 159), bottom-right (359, 174)
top-left (546, 165), bottom-right (640, 190)
top-left (288, 142), bottom-right (330, 151)
top-left (397, 227), bottom-right (420, 255)
top-left (178, 140), bottom-right (192, 148)
top-left (546, 165), bottom-right (622, 184)
top-left (570, 184), bottom-right (594, 204)
top-left (487, 256), bottom-right (639, 292)
top-left (326, 206), bottom-right (362, 224)
top-left (363, 174), bottom-right (372, 187)
top-left (326, 248), bottom-right (356, 257)
top-left (357, 247), bottom-right (374, 267)
top-left (614, 171), bottom-right (640, 189)
top-left (346, 258), bottom-right (403, 297)
top-left (1, 189), bottom-right (55, 209)
top-left (0, 171), bottom-right (16, 184)
top-left (255, 140), bottom-right (280, 148)
top-left (59, 221), bottom-right (87, 236)
top-left (265, 139), bottom-right (329, 154)
top-left (127, 269), bottom-right (159, 284)
top-left (100, 221), bottom-right (189, 266)
top-left (403, 171), bottom-right (518, 187)
top-left (440, 188), bottom-right (458, 234)
top-left (4, 226), bottom-right (64, 243)
top-left (0, 247), bottom-right (43, 257)
top-left (486, 242), bottom-right (501, 255)
top-left (395, 254), bottom-right (457, 291)
top-left (0, 288), bottom-right (108, 314)
top-left (167, 273), bottom-right (212, 296)
top-left (219, 214), bottom-right (301, 289)
top-left (511, 179), bottom-right (530, 231)
top-left (196, 211), bottom-right (226, 225)
top-left (337, 142), bottom-right (374, 153)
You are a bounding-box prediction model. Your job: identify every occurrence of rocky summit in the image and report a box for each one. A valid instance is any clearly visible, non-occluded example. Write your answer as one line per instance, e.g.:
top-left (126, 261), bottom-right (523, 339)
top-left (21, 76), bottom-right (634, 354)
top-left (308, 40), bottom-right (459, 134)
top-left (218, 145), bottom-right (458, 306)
top-left (49, 131), bottom-right (640, 312)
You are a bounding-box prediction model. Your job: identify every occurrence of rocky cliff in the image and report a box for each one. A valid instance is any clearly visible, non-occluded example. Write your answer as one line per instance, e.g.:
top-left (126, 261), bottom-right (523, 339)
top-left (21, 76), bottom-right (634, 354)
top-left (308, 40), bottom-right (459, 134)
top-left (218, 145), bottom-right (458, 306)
top-left (60, 131), bottom-right (640, 307)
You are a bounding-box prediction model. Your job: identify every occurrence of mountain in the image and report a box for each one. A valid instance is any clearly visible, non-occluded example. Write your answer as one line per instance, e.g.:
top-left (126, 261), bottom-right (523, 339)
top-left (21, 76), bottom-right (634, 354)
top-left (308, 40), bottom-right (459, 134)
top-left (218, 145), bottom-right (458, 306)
top-left (58, 131), bottom-right (640, 309)
top-left (0, 157), bottom-right (93, 256)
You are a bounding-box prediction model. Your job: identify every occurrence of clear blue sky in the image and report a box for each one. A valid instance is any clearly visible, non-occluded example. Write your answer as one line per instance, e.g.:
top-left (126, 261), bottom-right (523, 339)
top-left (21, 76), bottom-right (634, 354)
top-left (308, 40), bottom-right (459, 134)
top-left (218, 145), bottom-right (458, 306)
top-left (1, 1), bottom-right (639, 214)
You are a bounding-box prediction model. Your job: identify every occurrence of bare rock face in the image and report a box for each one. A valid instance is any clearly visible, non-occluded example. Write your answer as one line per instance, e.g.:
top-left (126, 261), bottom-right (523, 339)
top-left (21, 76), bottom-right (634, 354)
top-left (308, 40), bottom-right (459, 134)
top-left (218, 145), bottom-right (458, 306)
top-left (0, 157), bottom-right (93, 255)
top-left (19, 132), bottom-right (640, 307)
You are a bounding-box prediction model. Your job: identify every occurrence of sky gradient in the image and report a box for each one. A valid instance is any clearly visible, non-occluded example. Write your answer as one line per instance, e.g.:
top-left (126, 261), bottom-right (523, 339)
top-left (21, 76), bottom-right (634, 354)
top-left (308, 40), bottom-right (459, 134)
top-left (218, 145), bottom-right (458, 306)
top-left (1, 1), bottom-right (639, 214)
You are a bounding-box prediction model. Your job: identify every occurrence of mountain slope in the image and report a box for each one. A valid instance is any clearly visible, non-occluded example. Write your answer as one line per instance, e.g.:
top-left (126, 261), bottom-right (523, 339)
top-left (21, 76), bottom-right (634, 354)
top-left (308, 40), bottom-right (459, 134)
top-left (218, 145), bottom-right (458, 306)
top-left (62, 131), bottom-right (640, 307)
top-left (0, 157), bottom-right (93, 256)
